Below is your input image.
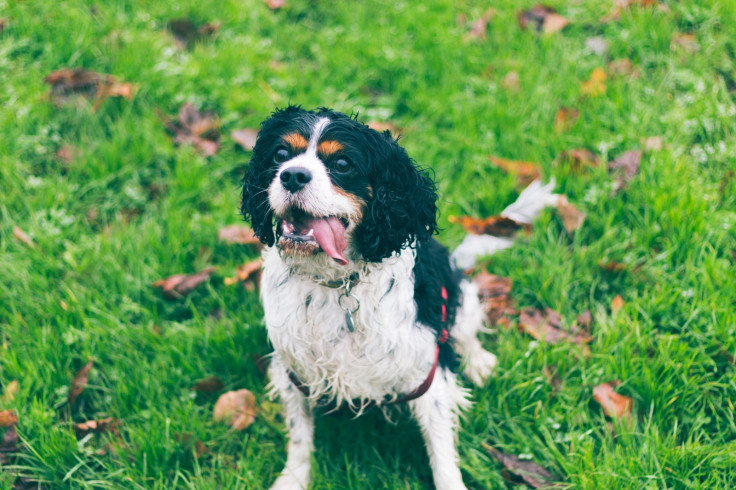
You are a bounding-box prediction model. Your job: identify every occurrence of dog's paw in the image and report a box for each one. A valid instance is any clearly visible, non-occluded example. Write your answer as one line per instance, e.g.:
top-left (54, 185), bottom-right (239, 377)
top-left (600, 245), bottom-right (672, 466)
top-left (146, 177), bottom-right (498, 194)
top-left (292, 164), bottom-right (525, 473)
top-left (270, 473), bottom-right (308, 490)
top-left (463, 349), bottom-right (497, 386)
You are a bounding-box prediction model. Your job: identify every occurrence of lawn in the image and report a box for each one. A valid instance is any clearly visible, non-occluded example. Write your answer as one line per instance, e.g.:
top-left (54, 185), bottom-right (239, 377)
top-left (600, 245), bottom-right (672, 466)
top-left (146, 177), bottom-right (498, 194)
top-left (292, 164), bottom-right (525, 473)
top-left (1, 0), bottom-right (736, 488)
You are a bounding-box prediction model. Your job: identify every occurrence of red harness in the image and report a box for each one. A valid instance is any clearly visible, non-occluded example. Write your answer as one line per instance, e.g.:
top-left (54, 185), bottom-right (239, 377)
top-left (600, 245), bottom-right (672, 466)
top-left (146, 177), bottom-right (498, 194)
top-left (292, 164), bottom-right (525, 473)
top-left (288, 286), bottom-right (449, 406)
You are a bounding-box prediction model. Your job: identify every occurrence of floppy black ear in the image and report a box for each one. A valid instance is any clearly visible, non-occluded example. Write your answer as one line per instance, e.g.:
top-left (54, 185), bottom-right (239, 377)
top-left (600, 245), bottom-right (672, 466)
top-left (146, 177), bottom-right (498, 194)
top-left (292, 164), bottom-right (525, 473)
top-left (356, 133), bottom-right (438, 262)
top-left (240, 148), bottom-right (277, 246)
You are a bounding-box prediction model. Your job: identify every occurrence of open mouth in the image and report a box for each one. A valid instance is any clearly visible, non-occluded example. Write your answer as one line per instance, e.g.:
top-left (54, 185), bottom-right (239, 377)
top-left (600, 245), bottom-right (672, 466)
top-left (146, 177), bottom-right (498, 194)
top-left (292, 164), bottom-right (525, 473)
top-left (280, 209), bottom-right (349, 265)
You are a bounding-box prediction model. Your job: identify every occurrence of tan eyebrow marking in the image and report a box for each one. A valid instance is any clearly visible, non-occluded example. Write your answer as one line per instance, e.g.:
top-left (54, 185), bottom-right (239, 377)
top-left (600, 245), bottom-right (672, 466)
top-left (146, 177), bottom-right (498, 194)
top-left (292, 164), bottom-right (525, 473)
top-left (317, 140), bottom-right (344, 157)
top-left (282, 133), bottom-right (308, 150)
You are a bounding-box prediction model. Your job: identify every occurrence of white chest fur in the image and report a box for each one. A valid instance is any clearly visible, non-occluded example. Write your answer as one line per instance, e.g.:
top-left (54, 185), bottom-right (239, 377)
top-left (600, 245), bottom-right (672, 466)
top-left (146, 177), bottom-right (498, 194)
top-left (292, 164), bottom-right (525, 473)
top-left (260, 247), bottom-right (437, 408)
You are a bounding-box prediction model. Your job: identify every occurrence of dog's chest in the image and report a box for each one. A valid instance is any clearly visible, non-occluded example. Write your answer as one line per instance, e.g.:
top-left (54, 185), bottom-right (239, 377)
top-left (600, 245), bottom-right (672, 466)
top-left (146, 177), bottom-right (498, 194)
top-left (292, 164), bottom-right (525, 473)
top-left (261, 252), bottom-right (436, 403)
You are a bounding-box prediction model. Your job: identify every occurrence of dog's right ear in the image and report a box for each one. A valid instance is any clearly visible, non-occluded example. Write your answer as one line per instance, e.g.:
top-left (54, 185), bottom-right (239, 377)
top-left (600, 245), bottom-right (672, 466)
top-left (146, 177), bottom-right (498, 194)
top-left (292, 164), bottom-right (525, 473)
top-left (240, 145), bottom-right (276, 246)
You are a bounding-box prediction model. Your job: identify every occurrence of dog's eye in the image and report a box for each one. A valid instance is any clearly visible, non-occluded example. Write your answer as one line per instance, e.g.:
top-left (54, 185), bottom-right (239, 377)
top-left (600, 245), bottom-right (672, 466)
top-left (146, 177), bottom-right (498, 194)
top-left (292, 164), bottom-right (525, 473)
top-left (335, 158), bottom-right (352, 174)
top-left (274, 148), bottom-right (290, 164)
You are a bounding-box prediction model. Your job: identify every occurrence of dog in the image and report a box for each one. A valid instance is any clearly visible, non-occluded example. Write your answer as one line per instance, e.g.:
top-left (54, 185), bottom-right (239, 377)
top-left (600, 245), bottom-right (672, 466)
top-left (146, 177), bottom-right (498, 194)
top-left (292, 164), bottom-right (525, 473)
top-left (240, 106), bottom-right (498, 490)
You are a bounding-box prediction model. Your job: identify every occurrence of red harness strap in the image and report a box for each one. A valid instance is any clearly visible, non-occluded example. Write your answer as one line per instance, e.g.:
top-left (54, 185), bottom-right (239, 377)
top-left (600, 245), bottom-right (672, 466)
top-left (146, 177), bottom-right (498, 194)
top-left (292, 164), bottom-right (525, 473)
top-left (288, 286), bottom-right (450, 406)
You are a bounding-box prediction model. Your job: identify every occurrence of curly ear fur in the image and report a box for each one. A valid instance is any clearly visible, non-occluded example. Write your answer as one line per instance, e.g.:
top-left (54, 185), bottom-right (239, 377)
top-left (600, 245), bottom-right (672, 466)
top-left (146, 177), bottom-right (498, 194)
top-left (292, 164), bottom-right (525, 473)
top-left (356, 131), bottom-right (439, 262)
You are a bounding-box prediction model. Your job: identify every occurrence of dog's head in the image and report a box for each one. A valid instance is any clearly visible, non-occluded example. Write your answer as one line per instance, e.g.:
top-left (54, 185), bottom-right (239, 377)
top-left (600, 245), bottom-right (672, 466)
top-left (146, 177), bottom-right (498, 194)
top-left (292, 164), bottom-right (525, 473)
top-left (240, 106), bottom-right (438, 264)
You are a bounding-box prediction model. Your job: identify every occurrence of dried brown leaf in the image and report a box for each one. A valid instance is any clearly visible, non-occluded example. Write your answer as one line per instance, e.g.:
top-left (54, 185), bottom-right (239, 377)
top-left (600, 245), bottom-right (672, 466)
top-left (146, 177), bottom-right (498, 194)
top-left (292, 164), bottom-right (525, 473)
top-left (74, 418), bottom-right (120, 438)
top-left (2, 381), bottom-right (18, 403)
top-left (519, 308), bottom-right (592, 345)
top-left (45, 68), bottom-right (136, 108)
top-left (576, 310), bottom-right (592, 330)
top-left (556, 197), bottom-right (586, 234)
top-left (213, 389), bottom-right (258, 431)
top-left (0, 411), bottom-right (18, 427)
top-left (473, 272), bottom-right (516, 325)
top-left (69, 360), bottom-right (93, 406)
top-left (542, 365), bottom-right (562, 390)
top-left (57, 145), bottom-right (82, 164)
top-left (153, 266), bottom-right (216, 299)
top-left (593, 381), bottom-right (633, 420)
top-left (0, 19), bottom-right (6, 35)
top-left (448, 215), bottom-right (529, 237)
top-left (501, 72), bottom-right (520, 92)
top-left (467, 8), bottom-right (496, 40)
top-left (482, 443), bottom-right (556, 488)
top-left (168, 103), bottom-right (221, 156)
top-left (608, 150), bottom-right (642, 191)
top-left (611, 294), bottom-right (625, 314)
top-left (217, 225), bottom-right (261, 246)
top-left (553, 107), bottom-right (579, 132)
top-left (0, 425), bottom-right (18, 454)
top-left (581, 67), bottom-right (607, 97)
top-left (12, 227), bottom-right (34, 248)
top-left (224, 258), bottom-right (263, 288)
top-left (231, 128), bottom-right (259, 151)
top-left (167, 19), bottom-right (220, 47)
top-left (192, 375), bottom-right (225, 393)
top-left (598, 260), bottom-right (627, 272)
top-left (488, 155), bottom-right (541, 187)
top-left (601, 0), bottom-right (660, 23)
top-left (558, 149), bottom-right (599, 172)
top-left (518, 5), bottom-right (569, 34)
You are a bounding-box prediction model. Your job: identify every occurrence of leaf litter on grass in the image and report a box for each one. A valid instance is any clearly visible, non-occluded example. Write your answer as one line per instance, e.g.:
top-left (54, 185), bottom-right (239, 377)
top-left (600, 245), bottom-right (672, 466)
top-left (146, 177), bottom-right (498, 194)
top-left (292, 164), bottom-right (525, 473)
top-left (518, 5), bottom-right (570, 34)
top-left (488, 155), bottom-right (541, 187)
top-left (608, 150), bottom-right (642, 192)
top-left (593, 381), bottom-right (633, 422)
top-left (166, 103), bottom-right (221, 157)
top-left (472, 272), bottom-right (516, 326)
top-left (166, 19), bottom-right (220, 48)
top-left (217, 225), bottom-right (262, 247)
top-left (482, 443), bottom-right (557, 488)
top-left (153, 266), bottom-right (216, 299)
top-left (213, 389), bottom-right (258, 431)
top-left (68, 360), bottom-right (93, 406)
top-left (45, 68), bottom-right (137, 110)
top-left (519, 308), bottom-right (592, 348)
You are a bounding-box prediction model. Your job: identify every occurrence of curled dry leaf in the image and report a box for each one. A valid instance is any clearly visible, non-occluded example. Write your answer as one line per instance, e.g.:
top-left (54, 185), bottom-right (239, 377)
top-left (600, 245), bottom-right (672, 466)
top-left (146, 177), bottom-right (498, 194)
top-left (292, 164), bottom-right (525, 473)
top-left (217, 225), bottom-right (261, 246)
top-left (2, 380), bottom-right (19, 403)
top-left (581, 67), bottom-right (607, 97)
top-left (501, 72), bottom-right (520, 92)
top-left (519, 308), bottom-right (592, 346)
top-left (611, 294), bottom-right (625, 314)
top-left (518, 4), bottom-right (569, 34)
top-left (488, 155), bottom-right (541, 187)
top-left (167, 19), bottom-right (220, 48)
top-left (558, 149), bottom-right (599, 172)
top-left (44, 68), bottom-right (137, 109)
top-left (467, 8), bottom-right (496, 40)
top-left (192, 375), bottom-right (225, 393)
top-left (556, 197), bottom-right (586, 235)
top-left (153, 266), bottom-right (216, 299)
top-left (593, 381), bottom-right (633, 420)
top-left (608, 150), bottom-right (642, 191)
top-left (12, 227), bottom-right (34, 248)
top-left (553, 107), bottom-right (579, 132)
top-left (56, 145), bottom-right (82, 165)
top-left (69, 360), bottom-right (94, 406)
top-left (231, 128), bottom-right (259, 152)
top-left (0, 410), bottom-right (18, 427)
top-left (167, 103), bottom-right (221, 157)
top-left (0, 425), bottom-right (18, 464)
top-left (449, 215), bottom-right (529, 237)
top-left (223, 258), bottom-right (263, 290)
top-left (473, 272), bottom-right (516, 325)
top-left (482, 443), bottom-right (556, 488)
top-left (213, 389), bottom-right (258, 431)
top-left (74, 418), bottom-right (120, 438)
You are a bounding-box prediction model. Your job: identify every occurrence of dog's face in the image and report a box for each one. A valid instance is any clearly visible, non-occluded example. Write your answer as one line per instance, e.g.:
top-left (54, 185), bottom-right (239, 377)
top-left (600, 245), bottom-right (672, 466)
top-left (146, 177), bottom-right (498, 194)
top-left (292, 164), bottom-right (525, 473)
top-left (241, 106), bottom-right (438, 263)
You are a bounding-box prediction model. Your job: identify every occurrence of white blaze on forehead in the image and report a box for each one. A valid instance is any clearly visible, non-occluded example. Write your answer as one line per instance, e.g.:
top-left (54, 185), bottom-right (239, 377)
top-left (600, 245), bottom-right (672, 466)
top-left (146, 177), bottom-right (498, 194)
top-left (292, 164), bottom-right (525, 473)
top-left (307, 117), bottom-right (330, 154)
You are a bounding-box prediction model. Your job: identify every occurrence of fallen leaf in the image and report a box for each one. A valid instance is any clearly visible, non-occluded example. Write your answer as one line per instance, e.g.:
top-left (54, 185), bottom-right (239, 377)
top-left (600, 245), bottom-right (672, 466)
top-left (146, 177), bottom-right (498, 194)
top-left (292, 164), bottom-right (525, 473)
top-left (553, 107), bottom-right (579, 132)
top-left (0, 411), bottom-right (18, 427)
top-left (74, 418), bottom-right (120, 438)
top-left (518, 5), bottom-right (569, 34)
top-left (542, 365), bottom-right (562, 390)
top-left (611, 294), bottom-right (624, 314)
top-left (264, 0), bottom-right (286, 9)
top-left (192, 375), bottom-right (225, 393)
top-left (45, 68), bottom-right (137, 108)
top-left (69, 360), bottom-right (93, 406)
top-left (576, 310), bottom-right (592, 330)
top-left (449, 215), bottom-right (528, 237)
top-left (608, 58), bottom-right (639, 78)
top-left (488, 155), bottom-right (541, 187)
top-left (12, 227), bottom-right (34, 248)
top-left (0, 19), bottom-right (6, 35)
top-left (194, 440), bottom-right (210, 458)
top-left (501, 71), bottom-right (520, 92)
top-left (593, 381), bottom-right (633, 420)
top-left (585, 36), bottom-right (608, 55)
top-left (473, 272), bottom-right (516, 325)
top-left (223, 259), bottom-right (263, 288)
top-left (581, 67), bottom-right (607, 97)
top-left (482, 443), bottom-right (557, 488)
top-left (467, 8), bottom-right (496, 40)
top-left (2, 381), bottom-right (18, 403)
top-left (167, 19), bottom-right (220, 47)
top-left (56, 145), bottom-right (81, 165)
top-left (153, 266), bottom-right (216, 299)
top-left (0, 425), bottom-right (18, 464)
top-left (213, 389), bottom-right (258, 431)
top-left (672, 33), bottom-right (699, 53)
top-left (217, 225), bottom-right (261, 246)
top-left (558, 149), bottom-right (599, 172)
top-left (608, 150), bottom-right (642, 191)
top-left (518, 308), bottom-right (592, 346)
top-left (644, 136), bottom-right (663, 151)
top-left (231, 128), bottom-right (259, 151)
top-left (167, 103), bottom-right (221, 156)
top-left (556, 197), bottom-right (586, 234)
top-left (601, 0), bottom-right (660, 23)
top-left (367, 121), bottom-right (400, 134)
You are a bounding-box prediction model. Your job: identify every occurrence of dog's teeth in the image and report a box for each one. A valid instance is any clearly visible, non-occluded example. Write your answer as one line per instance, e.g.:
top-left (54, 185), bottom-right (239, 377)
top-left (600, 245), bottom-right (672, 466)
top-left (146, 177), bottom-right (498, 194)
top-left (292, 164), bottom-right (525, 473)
top-left (306, 229), bottom-right (314, 237)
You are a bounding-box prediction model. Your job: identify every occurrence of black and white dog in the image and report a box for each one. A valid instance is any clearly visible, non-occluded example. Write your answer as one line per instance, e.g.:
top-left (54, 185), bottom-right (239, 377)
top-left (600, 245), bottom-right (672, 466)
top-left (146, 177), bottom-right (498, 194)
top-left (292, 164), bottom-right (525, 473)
top-left (241, 106), bottom-right (497, 490)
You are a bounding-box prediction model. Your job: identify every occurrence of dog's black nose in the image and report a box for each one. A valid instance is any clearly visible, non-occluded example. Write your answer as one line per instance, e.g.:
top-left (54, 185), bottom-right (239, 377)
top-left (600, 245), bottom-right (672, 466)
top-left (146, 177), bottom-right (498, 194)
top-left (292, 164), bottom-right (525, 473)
top-left (280, 167), bottom-right (312, 193)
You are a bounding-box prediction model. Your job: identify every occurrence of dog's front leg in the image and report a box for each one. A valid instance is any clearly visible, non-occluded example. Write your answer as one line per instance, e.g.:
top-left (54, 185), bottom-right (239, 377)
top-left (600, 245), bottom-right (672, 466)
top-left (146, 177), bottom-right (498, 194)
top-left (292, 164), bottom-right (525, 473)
top-left (409, 369), bottom-right (470, 490)
top-left (269, 356), bottom-right (314, 490)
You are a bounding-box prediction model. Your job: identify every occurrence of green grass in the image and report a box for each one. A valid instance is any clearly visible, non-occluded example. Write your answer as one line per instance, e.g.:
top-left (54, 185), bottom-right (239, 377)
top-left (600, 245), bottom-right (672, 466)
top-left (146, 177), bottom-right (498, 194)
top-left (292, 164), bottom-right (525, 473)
top-left (1, 0), bottom-right (736, 488)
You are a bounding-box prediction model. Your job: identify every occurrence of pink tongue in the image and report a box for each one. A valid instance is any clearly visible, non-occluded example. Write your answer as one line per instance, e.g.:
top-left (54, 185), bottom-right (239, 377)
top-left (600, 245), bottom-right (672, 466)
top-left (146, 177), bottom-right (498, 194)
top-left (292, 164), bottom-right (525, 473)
top-left (307, 217), bottom-right (348, 265)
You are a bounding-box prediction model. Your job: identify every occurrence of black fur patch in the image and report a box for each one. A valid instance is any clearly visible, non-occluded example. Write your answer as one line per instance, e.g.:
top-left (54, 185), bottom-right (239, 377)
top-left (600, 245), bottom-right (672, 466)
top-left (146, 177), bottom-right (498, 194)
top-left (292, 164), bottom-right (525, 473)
top-left (413, 238), bottom-right (463, 371)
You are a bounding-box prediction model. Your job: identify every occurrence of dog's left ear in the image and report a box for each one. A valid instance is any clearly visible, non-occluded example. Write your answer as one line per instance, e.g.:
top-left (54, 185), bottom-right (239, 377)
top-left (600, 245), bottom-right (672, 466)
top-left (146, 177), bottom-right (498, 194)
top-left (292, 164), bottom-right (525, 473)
top-left (356, 132), bottom-right (438, 262)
